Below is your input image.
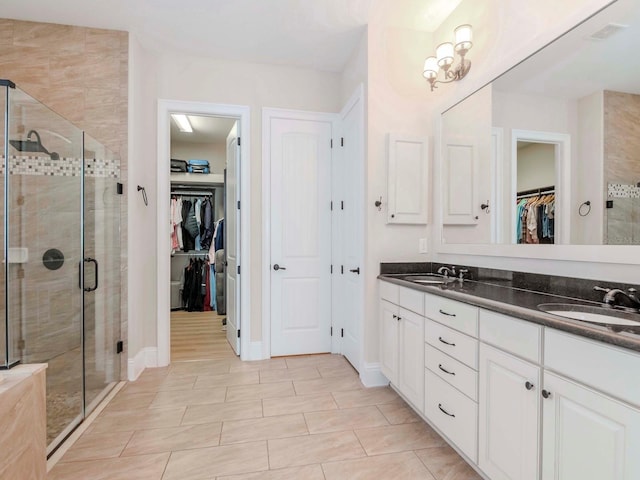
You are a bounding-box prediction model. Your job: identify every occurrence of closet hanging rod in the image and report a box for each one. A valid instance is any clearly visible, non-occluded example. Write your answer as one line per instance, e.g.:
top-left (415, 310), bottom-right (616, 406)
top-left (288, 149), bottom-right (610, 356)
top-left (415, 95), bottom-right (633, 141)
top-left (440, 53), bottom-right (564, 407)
top-left (516, 185), bottom-right (555, 198)
top-left (171, 191), bottom-right (213, 196)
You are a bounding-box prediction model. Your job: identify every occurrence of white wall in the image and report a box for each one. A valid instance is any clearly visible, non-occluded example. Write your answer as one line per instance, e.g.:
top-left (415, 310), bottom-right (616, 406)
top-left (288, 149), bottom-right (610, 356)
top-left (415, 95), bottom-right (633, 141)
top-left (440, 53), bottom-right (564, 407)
top-left (128, 34), bottom-right (159, 369)
top-left (517, 143), bottom-right (555, 192)
top-left (575, 91), bottom-right (604, 244)
top-left (171, 142), bottom-right (226, 174)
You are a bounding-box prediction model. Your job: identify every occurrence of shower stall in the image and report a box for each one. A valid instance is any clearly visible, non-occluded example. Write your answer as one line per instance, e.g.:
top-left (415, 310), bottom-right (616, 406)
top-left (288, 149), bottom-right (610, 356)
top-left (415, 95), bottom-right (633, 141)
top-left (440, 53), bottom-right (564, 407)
top-left (0, 80), bottom-right (122, 454)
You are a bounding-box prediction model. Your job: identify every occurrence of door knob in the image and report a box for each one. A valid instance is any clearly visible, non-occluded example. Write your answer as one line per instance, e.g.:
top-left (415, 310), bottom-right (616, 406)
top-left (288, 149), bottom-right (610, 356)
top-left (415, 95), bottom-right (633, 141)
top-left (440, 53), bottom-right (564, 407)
top-left (349, 267), bottom-right (360, 274)
top-left (273, 264), bottom-right (286, 271)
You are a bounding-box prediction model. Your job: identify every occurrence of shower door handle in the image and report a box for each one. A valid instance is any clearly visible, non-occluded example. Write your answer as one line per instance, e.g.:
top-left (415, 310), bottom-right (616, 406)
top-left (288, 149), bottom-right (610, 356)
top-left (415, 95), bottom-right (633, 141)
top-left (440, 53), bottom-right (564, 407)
top-left (83, 257), bottom-right (99, 292)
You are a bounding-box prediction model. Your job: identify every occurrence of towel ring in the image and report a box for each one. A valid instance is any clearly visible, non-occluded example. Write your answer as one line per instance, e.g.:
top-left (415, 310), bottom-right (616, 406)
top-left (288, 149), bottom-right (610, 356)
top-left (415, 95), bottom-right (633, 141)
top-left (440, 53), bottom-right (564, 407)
top-left (578, 201), bottom-right (591, 217)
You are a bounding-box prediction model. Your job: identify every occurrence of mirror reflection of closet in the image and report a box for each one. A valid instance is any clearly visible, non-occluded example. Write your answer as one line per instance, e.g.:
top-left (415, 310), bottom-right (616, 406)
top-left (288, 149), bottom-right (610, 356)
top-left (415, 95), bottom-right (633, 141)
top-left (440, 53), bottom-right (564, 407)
top-left (169, 114), bottom-right (236, 361)
top-left (515, 141), bottom-right (556, 244)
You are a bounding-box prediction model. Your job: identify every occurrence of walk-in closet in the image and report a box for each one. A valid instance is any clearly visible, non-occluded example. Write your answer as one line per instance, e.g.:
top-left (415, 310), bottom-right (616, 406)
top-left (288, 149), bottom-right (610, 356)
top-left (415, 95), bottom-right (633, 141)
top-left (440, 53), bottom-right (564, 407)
top-left (169, 114), bottom-right (240, 361)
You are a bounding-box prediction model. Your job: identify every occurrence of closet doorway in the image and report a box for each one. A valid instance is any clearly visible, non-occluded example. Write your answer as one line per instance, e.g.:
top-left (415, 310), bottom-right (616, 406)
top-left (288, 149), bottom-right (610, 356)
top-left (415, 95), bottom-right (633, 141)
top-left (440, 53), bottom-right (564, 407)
top-left (168, 114), bottom-right (241, 361)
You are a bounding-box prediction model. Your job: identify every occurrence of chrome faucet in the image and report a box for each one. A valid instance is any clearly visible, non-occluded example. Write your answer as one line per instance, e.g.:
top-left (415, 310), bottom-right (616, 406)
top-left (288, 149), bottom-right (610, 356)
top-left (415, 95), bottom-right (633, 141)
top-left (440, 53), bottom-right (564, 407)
top-left (437, 265), bottom-right (456, 278)
top-left (594, 286), bottom-right (640, 310)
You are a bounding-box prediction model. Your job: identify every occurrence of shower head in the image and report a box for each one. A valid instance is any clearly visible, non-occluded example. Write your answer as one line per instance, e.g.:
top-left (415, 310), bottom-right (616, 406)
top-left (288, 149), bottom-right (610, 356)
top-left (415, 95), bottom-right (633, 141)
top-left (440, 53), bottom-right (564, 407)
top-left (9, 130), bottom-right (60, 160)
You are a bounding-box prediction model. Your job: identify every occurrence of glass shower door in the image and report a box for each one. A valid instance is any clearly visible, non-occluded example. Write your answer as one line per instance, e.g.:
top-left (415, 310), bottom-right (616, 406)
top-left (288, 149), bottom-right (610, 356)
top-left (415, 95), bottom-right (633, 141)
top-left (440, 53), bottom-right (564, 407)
top-left (83, 134), bottom-right (121, 414)
top-left (6, 86), bottom-right (85, 451)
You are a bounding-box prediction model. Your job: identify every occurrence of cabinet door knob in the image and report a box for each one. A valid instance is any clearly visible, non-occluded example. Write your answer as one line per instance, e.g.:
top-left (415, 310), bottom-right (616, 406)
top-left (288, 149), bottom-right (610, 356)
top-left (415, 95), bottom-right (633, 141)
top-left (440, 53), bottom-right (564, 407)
top-left (392, 314), bottom-right (398, 319)
top-left (525, 381), bottom-right (534, 391)
top-left (542, 389), bottom-right (551, 399)
top-left (438, 403), bottom-right (456, 417)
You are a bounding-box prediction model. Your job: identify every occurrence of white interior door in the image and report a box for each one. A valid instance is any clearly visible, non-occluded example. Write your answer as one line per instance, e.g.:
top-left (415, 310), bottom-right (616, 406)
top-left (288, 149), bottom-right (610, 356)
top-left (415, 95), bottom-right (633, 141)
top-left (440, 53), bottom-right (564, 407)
top-left (226, 123), bottom-right (240, 354)
top-left (334, 91), bottom-right (364, 370)
top-left (270, 116), bottom-right (332, 356)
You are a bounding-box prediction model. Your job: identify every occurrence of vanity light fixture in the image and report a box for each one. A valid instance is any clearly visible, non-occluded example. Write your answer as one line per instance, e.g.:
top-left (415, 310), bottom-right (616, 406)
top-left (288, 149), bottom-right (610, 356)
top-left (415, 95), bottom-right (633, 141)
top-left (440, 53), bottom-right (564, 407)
top-left (171, 114), bottom-right (193, 133)
top-left (423, 24), bottom-right (473, 91)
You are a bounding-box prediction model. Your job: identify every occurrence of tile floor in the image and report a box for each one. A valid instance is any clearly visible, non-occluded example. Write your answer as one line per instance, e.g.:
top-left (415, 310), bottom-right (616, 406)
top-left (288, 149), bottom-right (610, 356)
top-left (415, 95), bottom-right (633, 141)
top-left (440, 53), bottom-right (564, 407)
top-left (48, 314), bottom-right (482, 480)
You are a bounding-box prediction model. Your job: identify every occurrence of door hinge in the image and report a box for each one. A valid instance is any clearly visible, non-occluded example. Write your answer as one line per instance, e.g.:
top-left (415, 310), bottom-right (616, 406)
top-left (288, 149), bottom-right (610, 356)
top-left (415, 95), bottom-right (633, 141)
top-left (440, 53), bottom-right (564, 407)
top-left (330, 139), bottom-right (333, 148)
top-left (341, 328), bottom-right (344, 338)
top-left (341, 201), bottom-right (344, 210)
top-left (237, 265), bottom-right (241, 275)
top-left (237, 200), bottom-right (241, 210)
top-left (341, 265), bottom-right (344, 274)
top-left (116, 182), bottom-right (123, 195)
top-left (237, 137), bottom-right (241, 146)
top-left (330, 265), bottom-right (333, 274)
top-left (331, 327), bottom-right (333, 336)
top-left (330, 201), bottom-right (333, 211)
top-left (237, 329), bottom-right (241, 338)
top-left (116, 340), bottom-right (123, 354)
top-left (341, 137), bottom-right (344, 147)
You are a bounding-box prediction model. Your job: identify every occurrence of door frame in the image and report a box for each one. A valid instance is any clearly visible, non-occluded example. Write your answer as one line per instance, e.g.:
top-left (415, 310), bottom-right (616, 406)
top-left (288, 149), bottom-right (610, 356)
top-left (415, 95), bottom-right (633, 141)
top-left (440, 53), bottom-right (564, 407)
top-left (510, 129), bottom-right (570, 244)
top-left (261, 107), bottom-right (339, 360)
top-left (157, 99), bottom-right (251, 365)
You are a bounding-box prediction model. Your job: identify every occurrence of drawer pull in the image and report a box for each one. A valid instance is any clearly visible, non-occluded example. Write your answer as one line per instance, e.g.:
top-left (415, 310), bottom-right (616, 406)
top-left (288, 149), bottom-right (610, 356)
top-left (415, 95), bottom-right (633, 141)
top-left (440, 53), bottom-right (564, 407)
top-left (438, 403), bottom-right (456, 417)
top-left (438, 336), bottom-right (456, 347)
top-left (525, 381), bottom-right (534, 391)
top-left (438, 364), bottom-right (456, 376)
top-left (438, 309), bottom-right (456, 317)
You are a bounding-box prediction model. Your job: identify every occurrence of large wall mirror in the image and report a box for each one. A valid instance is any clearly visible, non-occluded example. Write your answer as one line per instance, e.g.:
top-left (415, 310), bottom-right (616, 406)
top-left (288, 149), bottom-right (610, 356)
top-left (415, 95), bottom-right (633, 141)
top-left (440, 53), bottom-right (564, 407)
top-left (440, 0), bottom-right (640, 251)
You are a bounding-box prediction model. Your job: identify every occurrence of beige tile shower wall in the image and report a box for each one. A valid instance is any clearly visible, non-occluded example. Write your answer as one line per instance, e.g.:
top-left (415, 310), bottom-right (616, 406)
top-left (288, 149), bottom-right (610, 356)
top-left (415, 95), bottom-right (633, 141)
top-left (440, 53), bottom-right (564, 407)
top-left (0, 18), bottom-right (129, 378)
top-left (603, 91), bottom-right (640, 244)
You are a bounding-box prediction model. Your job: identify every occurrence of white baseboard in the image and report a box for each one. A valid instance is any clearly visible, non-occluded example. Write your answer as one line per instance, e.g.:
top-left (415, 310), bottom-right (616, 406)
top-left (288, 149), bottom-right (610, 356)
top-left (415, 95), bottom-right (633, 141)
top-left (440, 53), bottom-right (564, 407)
top-left (144, 347), bottom-right (158, 368)
top-left (359, 362), bottom-right (390, 387)
top-left (127, 347), bottom-right (159, 381)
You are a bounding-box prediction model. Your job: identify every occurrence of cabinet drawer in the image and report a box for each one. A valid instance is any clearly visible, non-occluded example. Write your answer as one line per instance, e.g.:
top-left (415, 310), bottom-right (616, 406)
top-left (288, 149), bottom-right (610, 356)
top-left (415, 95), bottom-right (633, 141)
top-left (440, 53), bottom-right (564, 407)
top-left (479, 310), bottom-right (542, 363)
top-left (379, 280), bottom-right (399, 304)
top-left (545, 329), bottom-right (640, 408)
top-left (425, 343), bottom-right (477, 401)
top-left (399, 286), bottom-right (424, 315)
top-left (425, 368), bottom-right (478, 463)
top-left (424, 293), bottom-right (478, 337)
top-left (425, 318), bottom-right (478, 370)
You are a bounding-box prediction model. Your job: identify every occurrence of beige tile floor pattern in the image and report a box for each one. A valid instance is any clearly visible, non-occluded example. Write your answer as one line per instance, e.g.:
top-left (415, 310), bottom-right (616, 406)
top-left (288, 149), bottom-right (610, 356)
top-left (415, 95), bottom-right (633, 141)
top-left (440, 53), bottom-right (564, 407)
top-left (48, 312), bottom-right (482, 480)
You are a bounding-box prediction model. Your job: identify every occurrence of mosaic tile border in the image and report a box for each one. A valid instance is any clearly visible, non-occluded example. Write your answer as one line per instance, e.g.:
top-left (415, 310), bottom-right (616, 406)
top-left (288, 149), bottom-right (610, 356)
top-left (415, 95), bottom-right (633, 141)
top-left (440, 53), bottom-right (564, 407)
top-left (0, 155), bottom-right (120, 178)
top-left (608, 182), bottom-right (640, 199)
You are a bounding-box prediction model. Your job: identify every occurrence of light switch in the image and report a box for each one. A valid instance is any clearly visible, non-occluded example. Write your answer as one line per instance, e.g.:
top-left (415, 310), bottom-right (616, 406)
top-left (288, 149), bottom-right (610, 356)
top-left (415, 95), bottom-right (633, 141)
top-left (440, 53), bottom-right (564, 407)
top-left (419, 238), bottom-right (428, 254)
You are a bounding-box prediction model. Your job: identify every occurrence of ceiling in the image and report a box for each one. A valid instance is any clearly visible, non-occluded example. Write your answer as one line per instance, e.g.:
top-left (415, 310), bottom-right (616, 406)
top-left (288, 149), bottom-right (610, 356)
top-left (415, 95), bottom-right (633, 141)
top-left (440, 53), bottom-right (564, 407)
top-left (171, 115), bottom-right (236, 145)
top-left (493, 0), bottom-right (640, 99)
top-left (0, 0), bottom-right (460, 72)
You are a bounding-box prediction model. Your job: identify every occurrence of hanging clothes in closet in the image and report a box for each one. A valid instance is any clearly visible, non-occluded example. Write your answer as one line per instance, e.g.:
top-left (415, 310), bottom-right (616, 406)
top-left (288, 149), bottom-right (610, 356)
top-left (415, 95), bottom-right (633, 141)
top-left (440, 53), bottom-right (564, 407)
top-left (181, 256), bottom-right (214, 312)
top-left (170, 193), bottom-right (216, 253)
top-left (516, 190), bottom-right (555, 244)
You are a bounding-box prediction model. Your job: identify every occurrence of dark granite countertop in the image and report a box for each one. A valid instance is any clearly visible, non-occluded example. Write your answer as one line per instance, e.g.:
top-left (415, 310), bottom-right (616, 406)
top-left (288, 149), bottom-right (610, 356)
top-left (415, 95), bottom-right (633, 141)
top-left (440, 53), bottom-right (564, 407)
top-left (378, 273), bottom-right (640, 354)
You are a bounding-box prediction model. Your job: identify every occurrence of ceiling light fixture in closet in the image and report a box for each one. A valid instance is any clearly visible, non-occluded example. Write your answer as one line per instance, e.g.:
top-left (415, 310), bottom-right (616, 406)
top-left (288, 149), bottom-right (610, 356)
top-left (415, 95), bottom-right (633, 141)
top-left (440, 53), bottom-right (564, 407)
top-left (172, 114), bottom-right (193, 133)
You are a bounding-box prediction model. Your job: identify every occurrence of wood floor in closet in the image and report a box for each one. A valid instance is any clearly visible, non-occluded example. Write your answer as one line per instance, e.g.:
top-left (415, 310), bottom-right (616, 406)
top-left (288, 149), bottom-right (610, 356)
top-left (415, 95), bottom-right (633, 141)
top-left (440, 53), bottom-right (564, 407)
top-left (170, 310), bottom-right (234, 361)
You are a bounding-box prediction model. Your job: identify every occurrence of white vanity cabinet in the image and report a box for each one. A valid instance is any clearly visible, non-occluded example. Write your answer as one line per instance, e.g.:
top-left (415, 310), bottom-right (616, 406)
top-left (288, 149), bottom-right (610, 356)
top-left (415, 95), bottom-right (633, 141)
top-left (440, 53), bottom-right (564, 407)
top-left (378, 280), bottom-right (640, 480)
top-left (379, 281), bottom-right (425, 411)
top-left (542, 330), bottom-right (640, 480)
top-left (478, 311), bottom-right (542, 480)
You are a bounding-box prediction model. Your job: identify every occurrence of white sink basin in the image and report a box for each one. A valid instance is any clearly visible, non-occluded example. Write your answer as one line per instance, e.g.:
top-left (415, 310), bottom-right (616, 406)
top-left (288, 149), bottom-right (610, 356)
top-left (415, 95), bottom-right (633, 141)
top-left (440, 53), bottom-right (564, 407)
top-left (538, 303), bottom-right (640, 327)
